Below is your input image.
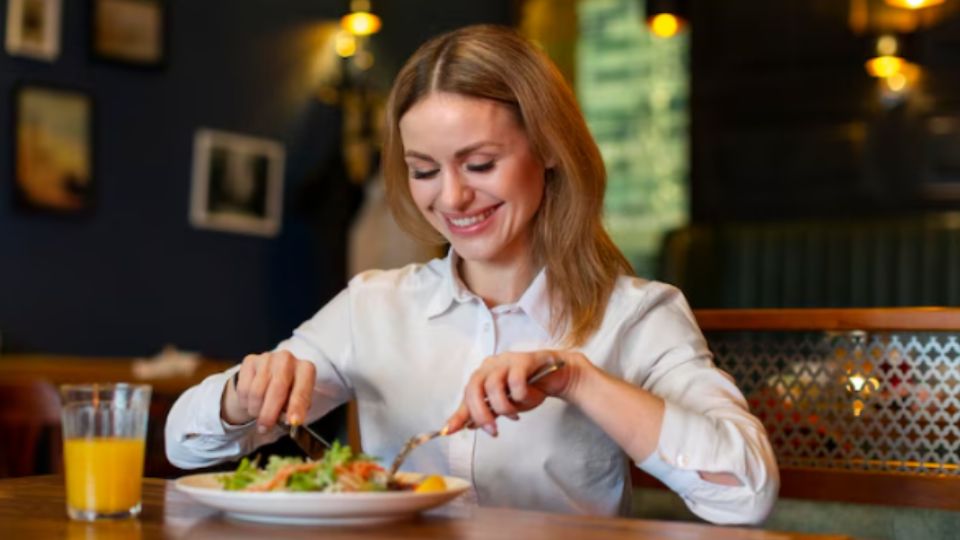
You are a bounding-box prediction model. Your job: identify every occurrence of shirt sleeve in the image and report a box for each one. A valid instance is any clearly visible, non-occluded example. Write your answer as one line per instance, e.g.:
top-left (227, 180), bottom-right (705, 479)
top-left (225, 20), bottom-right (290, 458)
top-left (622, 283), bottom-right (779, 525)
top-left (164, 289), bottom-right (356, 470)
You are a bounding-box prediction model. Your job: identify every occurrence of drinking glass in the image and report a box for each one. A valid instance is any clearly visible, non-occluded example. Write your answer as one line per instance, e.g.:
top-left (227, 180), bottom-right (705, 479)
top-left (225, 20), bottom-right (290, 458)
top-left (60, 384), bottom-right (152, 521)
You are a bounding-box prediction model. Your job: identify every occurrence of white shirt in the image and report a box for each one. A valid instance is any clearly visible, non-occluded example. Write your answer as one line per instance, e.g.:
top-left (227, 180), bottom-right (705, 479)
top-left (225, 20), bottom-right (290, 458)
top-left (166, 252), bottom-right (779, 524)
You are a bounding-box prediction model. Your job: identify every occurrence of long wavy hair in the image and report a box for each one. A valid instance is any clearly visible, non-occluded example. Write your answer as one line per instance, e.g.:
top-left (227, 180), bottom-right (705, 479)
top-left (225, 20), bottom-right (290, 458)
top-left (383, 24), bottom-right (633, 347)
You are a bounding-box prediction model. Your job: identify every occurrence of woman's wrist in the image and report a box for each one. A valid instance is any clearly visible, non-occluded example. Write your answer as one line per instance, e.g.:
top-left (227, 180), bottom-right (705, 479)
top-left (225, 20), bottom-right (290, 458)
top-left (561, 352), bottom-right (603, 406)
top-left (220, 373), bottom-right (253, 426)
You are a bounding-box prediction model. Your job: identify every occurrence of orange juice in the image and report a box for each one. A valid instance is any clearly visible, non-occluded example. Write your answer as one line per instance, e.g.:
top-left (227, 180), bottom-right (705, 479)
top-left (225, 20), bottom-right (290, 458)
top-left (64, 437), bottom-right (145, 514)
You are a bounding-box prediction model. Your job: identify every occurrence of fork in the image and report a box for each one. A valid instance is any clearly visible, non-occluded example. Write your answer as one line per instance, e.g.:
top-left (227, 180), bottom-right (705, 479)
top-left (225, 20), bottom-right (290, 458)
top-left (387, 359), bottom-right (566, 478)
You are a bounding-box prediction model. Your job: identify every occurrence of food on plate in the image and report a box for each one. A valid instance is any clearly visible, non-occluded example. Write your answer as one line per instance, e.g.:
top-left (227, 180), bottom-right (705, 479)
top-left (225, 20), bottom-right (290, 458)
top-left (413, 475), bottom-right (447, 494)
top-left (217, 441), bottom-right (438, 493)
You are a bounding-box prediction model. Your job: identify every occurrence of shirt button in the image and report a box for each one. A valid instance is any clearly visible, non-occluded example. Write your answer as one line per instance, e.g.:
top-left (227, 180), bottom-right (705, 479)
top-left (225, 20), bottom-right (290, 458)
top-left (676, 453), bottom-right (688, 467)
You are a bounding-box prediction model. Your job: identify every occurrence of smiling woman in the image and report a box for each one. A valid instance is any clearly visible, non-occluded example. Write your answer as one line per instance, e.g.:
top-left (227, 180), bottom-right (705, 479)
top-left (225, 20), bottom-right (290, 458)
top-left (167, 24), bottom-right (777, 526)
top-left (400, 92), bottom-right (546, 303)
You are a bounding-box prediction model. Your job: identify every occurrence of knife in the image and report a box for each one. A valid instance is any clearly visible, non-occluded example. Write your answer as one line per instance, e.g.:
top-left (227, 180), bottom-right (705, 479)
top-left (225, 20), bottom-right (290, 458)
top-left (231, 371), bottom-right (332, 460)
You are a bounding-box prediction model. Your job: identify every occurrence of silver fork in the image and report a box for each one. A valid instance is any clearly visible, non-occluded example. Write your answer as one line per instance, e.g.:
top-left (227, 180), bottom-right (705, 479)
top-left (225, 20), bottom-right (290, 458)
top-left (387, 359), bottom-right (566, 478)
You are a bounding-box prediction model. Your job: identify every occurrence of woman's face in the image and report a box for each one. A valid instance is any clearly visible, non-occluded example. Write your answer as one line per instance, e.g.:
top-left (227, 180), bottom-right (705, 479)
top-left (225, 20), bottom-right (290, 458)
top-left (400, 92), bottom-right (546, 267)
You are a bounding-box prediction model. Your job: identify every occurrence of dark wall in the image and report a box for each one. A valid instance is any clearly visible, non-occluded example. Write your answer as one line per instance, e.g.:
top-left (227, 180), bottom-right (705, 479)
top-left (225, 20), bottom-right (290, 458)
top-left (0, 0), bottom-right (511, 358)
top-left (690, 0), bottom-right (960, 222)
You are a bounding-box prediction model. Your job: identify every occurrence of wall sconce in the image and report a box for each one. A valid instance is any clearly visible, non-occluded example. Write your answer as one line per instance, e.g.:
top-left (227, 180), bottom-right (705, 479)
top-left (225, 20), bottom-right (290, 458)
top-left (341, 0), bottom-right (381, 37)
top-left (646, 0), bottom-right (687, 38)
top-left (884, 0), bottom-right (945, 9)
top-left (865, 34), bottom-right (906, 77)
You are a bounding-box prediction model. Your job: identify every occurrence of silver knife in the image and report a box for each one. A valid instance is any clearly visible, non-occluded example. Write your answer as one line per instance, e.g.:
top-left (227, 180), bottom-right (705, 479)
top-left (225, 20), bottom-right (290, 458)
top-left (231, 371), bottom-right (331, 459)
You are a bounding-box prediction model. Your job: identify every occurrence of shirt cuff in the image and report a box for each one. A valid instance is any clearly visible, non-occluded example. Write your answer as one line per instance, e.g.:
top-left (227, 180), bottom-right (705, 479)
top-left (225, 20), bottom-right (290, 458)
top-left (637, 449), bottom-right (702, 497)
top-left (655, 399), bottom-right (726, 472)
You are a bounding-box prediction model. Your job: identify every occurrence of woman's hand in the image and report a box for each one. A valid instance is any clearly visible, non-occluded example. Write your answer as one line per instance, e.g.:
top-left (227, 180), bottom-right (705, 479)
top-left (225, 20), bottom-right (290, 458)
top-left (444, 350), bottom-right (591, 437)
top-left (220, 350), bottom-right (316, 432)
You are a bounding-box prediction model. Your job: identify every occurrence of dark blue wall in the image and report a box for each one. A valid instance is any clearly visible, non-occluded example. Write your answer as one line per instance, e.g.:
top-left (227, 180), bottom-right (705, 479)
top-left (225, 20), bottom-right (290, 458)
top-left (0, 1), bottom-right (511, 358)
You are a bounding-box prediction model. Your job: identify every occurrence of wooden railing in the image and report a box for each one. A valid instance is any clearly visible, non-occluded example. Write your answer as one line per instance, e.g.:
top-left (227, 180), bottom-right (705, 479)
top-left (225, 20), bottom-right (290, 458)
top-left (633, 308), bottom-right (960, 511)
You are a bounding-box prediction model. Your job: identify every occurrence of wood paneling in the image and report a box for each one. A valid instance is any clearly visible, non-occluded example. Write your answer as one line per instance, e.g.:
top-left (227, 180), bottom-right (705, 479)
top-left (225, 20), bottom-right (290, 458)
top-left (693, 307), bottom-right (960, 331)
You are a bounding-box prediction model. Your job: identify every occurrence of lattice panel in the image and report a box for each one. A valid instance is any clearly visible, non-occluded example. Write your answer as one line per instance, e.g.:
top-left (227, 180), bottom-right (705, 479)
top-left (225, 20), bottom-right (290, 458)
top-left (708, 331), bottom-right (960, 474)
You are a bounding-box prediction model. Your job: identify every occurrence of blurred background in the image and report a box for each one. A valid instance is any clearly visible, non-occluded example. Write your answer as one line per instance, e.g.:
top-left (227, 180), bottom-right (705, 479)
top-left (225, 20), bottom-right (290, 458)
top-left (2, 0), bottom-right (958, 360)
top-left (2, 1), bottom-right (960, 536)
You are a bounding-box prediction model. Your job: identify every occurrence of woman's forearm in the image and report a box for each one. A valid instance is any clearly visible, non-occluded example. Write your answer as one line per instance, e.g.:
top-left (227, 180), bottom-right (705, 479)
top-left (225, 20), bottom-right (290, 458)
top-left (566, 360), bottom-right (664, 462)
top-left (567, 359), bottom-right (741, 486)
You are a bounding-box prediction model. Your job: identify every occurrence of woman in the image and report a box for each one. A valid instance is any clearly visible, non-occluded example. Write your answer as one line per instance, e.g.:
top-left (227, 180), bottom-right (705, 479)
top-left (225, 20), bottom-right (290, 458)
top-left (166, 25), bottom-right (778, 524)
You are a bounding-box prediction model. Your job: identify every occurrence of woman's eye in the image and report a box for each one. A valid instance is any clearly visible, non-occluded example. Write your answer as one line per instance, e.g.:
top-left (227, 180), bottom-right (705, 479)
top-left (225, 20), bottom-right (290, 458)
top-left (411, 168), bottom-right (439, 180)
top-left (466, 161), bottom-right (495, 173)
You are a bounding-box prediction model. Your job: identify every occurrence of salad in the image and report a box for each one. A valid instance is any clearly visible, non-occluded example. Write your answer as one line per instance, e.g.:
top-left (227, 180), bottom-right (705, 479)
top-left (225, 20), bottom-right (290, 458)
top-left (217, 441), bottom-right (444, 493)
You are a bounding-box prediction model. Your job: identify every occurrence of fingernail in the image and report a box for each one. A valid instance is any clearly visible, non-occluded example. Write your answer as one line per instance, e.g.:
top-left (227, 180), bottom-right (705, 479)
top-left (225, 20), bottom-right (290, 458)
top-left (508, 414), bottom-right (519, 421)
top-left (288, 414), bottom-right (300, 426)
top-left (257, 425), bottom-right (267, 434)
top-left (482, 424), bottom-right (497, 437)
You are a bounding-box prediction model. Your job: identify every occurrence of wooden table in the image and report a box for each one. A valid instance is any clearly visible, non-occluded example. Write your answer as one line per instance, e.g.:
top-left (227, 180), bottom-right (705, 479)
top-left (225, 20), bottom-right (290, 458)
top-left (0, 354), bottom-right (236, 478)
top-left (0, 476), bottom-right (850, 539)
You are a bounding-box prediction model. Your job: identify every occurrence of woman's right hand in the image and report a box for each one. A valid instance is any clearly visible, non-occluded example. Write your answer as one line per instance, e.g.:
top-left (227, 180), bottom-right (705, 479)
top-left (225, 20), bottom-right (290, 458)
top-left (220, 350), bottom-right (316, 432)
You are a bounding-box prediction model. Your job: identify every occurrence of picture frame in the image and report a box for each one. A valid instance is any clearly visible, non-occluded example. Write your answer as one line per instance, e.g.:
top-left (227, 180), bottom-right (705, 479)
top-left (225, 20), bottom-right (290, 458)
top-left (190, 129), bottom-right (285, 237)
top-left (4, 0), bottom-right (62, 61)
top-left (91, 0), bottom-right (166, 67)
top-left (12, 83), bottom-right (94, 213)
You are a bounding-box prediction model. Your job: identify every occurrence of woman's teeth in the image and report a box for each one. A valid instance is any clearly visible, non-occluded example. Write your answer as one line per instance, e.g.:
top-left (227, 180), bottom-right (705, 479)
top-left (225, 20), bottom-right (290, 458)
top-left (449, 207), bottom-right (496, 227)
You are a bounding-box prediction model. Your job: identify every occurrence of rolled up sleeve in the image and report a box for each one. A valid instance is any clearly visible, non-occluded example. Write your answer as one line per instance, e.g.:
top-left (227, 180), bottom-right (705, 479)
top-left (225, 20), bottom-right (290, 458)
top-left (624, 284), bottom-right (779, 524)
top-left (164, 290), bottom-right (356, 469)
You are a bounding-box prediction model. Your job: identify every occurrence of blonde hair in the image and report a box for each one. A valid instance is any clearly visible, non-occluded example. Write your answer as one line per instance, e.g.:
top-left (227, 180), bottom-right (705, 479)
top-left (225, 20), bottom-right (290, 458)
top-left (383, 25), bottom-right (633, 346)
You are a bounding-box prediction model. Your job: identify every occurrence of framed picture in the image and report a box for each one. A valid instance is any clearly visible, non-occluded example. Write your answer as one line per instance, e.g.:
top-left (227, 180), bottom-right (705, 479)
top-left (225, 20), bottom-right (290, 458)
top-left (12, 83), bottom-right (94, 213)
top-left (190, 129), bottom-right (285, 237)
top-left (91, 0), bottom-right (165, 66)
top-left (4, 0), bottom-right (61, 61)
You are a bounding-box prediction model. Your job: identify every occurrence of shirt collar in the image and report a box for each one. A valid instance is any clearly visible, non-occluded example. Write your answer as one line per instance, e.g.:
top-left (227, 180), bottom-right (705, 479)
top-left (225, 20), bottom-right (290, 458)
top-left (514, 268), bottom-right (553, 337)
top-left (425, 249), bottom-right (470, 319)
top-left (425, 249), bottom-right (554, 337)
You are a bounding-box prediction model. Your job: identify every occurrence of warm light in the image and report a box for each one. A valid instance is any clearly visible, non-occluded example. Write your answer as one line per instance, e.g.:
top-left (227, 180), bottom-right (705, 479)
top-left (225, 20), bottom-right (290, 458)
top-left (886, 72), bottom-right (908, 91)
top-left (648, 13), bottom-right (682, 38)
top-left (884, 0), bottom-right (945, 9)
top-left (341, 11), bottom-right (381, 36)
top-left (865, 55), bottom-right (905, 77)
top-left (876, 35), bottom-right (899, 56)
top-left (335, 31), bottom-right (357, 57)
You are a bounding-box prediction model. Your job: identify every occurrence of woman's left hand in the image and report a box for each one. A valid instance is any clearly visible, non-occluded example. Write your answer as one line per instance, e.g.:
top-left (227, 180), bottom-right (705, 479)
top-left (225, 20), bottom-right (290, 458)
top-left (443, 350), bottom-right (590, 437)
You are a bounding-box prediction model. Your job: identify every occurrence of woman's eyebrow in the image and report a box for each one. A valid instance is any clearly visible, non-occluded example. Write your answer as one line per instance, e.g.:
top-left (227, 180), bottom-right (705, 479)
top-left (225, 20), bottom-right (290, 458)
top-left (403, 150), bottom-right (437, 162)
top-left (404, 142), bottom-right (503, 162)
top-left (454, 141), bottom-right (503, 158)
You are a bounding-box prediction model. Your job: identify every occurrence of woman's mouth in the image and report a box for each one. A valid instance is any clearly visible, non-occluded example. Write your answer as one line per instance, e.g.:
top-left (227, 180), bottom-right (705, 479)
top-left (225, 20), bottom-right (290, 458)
top-left (444, 204), bottom-right (501, 232)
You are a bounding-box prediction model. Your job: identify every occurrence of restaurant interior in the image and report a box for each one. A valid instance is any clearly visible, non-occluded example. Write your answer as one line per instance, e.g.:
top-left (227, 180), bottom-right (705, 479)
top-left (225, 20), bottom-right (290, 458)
top-left (1, 0), bottom-right (959, 539)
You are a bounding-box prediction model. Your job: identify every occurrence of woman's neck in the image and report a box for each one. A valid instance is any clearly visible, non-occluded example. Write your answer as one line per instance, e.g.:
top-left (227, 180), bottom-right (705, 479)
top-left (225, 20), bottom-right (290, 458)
top-left (458, 253), bottom-right (538, 308)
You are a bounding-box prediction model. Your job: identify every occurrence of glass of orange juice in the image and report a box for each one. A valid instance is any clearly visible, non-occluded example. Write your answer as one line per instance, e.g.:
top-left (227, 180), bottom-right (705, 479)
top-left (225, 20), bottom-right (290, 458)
top-left (60, 383), bottom-right (151, 521)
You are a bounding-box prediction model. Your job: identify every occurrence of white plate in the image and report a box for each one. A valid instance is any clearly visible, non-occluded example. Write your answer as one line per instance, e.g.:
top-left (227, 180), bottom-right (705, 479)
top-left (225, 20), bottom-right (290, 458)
top-left (174, 472), bottom-right (470, 525)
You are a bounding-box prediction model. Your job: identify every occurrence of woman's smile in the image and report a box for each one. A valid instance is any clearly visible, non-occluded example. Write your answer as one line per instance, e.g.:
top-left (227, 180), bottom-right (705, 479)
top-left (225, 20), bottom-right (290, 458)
top-left (443, 203), bottom-right (503, 233)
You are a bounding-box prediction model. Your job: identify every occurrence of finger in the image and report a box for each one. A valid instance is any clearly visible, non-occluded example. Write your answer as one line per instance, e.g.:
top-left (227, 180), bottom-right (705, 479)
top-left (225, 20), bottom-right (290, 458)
top-left (258, 358), bottom-right (295, 430)
top-left (443, 402), bottom-right (471, 435)
top-left (246, 354), bottom-right (273, 419)
top-left (506, 362), bottom-right (531, 403)
top-left (465, 372), bottom-right (498, 436)
top-left (285, 360), bottom-right (316, 426)
top-left (484, 369), bottom-right (519, 418)
top-left (235, 354), bottom-right (259, 404)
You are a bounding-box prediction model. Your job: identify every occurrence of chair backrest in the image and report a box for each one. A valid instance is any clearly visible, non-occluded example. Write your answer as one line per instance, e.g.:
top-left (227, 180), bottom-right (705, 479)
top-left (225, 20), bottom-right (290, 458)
top-left (659, 213), bottom-right (960, 308)
top-left (0, 379), bottom-right (62, 477)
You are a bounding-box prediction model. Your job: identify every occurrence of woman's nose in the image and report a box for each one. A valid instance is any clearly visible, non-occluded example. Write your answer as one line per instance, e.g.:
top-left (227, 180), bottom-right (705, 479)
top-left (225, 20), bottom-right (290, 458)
top-left (440, 172), bottom-right (474, 209)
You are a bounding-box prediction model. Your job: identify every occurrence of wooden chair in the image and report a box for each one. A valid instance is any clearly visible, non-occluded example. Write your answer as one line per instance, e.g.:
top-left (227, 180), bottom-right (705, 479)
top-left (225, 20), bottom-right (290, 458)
top-left (0, 380), bottom-right (62, 477)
